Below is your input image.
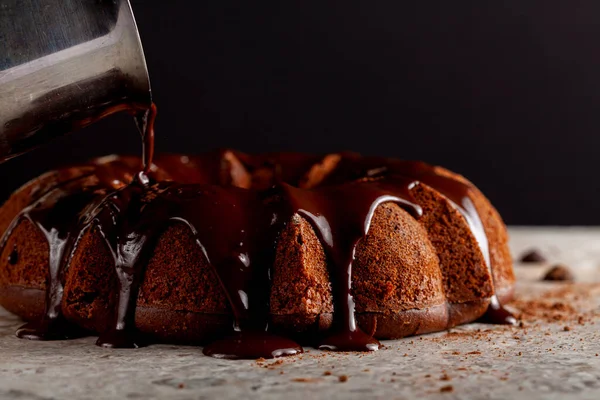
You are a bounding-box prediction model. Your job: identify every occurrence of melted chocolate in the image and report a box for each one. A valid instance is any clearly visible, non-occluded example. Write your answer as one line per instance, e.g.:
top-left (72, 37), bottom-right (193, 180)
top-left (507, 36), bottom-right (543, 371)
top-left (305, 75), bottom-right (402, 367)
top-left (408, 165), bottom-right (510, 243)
top-left (133, 103), bottom-right (157, 176)
top-left (2, 110), bottom-right (516, 357)
top-left (203, 331), bottom-right (302, 359)
top-left (480, 295), bottom-right (518, 325)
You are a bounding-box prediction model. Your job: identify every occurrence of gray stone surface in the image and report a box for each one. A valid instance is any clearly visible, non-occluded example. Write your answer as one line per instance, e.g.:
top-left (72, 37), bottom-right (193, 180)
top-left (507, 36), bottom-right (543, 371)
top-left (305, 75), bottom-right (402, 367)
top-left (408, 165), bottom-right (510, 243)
top-left (2, 227), bottom-right (600, 399)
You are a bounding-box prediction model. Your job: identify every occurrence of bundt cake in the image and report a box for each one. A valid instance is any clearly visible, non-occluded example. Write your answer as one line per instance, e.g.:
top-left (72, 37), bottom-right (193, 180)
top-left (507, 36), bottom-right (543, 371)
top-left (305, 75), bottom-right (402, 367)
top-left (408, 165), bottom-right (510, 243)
top-left (0, 150), bottom-right (516, 359)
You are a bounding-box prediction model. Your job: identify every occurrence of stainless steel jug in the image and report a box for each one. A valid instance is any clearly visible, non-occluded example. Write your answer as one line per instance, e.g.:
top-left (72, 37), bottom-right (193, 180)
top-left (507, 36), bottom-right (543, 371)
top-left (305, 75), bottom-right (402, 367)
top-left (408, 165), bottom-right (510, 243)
top-left (0, 0), bottom-right (151, 162)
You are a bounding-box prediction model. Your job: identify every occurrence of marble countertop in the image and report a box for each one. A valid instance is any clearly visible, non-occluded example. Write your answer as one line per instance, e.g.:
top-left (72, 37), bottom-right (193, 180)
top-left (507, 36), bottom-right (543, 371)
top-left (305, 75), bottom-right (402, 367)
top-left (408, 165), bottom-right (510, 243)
top-left (2, 227), bottom-right (600, 400)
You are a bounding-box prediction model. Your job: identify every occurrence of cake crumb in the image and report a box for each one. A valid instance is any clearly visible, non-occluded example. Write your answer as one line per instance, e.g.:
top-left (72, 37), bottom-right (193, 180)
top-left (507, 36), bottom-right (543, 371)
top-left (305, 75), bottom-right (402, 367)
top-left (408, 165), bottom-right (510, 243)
top-left (292, 378), bottom-right (319, 383)
top-left (440, 374), bottom-right (451, 381)
top-left (323, 371), bottom-right (332, 376)
top-left (178, 383), bottom-right (185, 389)
top-left (265, 359), bottom-right (285, 369)
top-left (338, 375), bottom-right (348, 382)
top-left (440, 385), bottom-right (454, 393)
top-left (563, 326), bottom-right (571, 331)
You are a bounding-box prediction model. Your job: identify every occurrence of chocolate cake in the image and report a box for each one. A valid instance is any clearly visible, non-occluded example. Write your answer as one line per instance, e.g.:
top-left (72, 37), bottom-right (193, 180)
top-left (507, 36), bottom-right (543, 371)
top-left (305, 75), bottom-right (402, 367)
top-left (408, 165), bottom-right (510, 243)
top-left (0, 149), bottom-right (516, 359)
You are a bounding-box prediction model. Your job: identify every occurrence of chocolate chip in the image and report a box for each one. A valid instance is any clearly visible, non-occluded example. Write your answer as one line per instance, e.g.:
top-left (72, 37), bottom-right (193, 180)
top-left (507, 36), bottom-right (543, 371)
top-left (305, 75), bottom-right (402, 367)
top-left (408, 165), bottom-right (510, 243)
top-left (520, 249), bottom-right (547, 263)
top-left (542, 264), bottom-right (574, 282)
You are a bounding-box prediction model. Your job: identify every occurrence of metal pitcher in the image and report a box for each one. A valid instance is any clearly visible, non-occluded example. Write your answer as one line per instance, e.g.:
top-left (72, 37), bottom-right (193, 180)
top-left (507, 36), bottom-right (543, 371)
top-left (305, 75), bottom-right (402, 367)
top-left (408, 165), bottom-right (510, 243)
top-left (0, 0), bottom-right (151, 162)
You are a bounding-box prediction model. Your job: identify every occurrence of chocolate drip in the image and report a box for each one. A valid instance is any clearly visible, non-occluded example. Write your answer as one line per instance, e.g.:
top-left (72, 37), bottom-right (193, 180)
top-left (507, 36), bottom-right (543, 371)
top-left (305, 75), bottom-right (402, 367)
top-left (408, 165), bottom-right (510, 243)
top-left (93, 181), bottom-right (156, 348)
top-left (282, 179), bottom-right (422, 351)
top-left (479, 295), bottom-right (518, 325)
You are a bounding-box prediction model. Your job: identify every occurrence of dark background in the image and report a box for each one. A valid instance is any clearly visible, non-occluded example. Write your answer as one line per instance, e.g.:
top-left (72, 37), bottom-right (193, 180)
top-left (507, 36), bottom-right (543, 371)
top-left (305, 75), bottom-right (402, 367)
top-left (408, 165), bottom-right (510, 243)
top-left (2, 1), bottom-right (599, 225)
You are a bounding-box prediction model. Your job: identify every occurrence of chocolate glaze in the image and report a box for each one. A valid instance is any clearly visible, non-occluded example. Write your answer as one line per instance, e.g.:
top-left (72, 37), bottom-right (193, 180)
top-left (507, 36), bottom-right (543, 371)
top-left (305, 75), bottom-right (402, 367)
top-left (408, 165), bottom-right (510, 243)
top-left (1, 107), bottom-right (516, 357)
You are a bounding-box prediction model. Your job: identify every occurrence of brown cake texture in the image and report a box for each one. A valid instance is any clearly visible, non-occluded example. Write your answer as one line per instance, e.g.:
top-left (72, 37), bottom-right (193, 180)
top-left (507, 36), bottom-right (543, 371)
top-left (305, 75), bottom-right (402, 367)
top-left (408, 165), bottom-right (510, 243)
top-left (0, 150), bottom-right (515, 348)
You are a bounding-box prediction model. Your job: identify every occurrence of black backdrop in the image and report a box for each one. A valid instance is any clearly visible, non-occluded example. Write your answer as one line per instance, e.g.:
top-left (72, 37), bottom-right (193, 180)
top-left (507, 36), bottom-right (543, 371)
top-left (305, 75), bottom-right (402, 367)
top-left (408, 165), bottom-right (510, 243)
top-left (2, 1), bottom-right (599, 225)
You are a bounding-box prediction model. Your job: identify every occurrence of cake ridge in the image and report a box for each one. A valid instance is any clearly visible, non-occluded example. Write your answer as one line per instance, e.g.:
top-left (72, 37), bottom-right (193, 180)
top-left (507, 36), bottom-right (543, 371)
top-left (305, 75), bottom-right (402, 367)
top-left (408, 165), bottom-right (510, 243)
top-left (2, 176), bottom-right (108, 340)
top-left (306, 154), bottom-right (516, 323)
top-left (280, 177), bottom-right (423, 352)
